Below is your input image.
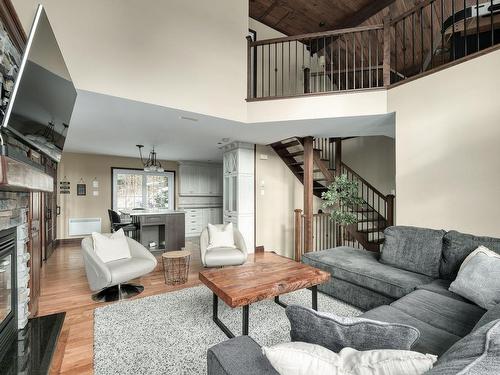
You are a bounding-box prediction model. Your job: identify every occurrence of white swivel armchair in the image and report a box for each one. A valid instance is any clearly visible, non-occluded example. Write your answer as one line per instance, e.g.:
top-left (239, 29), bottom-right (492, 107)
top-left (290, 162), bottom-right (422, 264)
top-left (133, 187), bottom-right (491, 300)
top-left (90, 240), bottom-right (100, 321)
top-left (81, 235), bottom-right (157, 302)
top-left (200, 225), bottom-right (247, 267)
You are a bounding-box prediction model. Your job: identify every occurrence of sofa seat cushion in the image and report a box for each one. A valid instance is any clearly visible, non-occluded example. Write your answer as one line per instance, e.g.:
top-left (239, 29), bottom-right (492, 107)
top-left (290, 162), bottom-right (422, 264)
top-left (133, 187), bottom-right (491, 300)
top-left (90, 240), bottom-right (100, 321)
top-left (416, 279), bottom-right (472, 303)
top-left (204, 247), bottom-right (246, 267)
top-left (302, 247), bottom-right (433, 299)
top-left (440, 230), bottom-right (500, 280)
top-left (106, 257), bottom-right (157, 284)
top-left (361, 305), bottom-right (461, 356)
top-left (380, 226), bottom-right (446, 278)
top-left (390, 290), bottom-right (485, 338)
top-left (207, 336), bottom-right (279, 375)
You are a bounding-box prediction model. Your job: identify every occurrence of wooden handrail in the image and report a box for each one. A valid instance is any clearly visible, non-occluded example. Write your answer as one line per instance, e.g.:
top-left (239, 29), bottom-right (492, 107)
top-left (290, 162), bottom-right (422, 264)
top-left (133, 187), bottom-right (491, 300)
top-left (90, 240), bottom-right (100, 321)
top-left (340, 162), bottom-right (389, 203)
top-left (249, 24), bottom-right (384, 47)
top-left (390, 0), bottom-right (435, 25)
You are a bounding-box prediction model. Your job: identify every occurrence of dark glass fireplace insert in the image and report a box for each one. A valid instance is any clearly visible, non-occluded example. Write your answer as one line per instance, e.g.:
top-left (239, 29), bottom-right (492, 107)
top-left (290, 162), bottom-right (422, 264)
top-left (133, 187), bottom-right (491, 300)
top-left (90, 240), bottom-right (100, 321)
top-left (0, 228), bottom-right (17, 361)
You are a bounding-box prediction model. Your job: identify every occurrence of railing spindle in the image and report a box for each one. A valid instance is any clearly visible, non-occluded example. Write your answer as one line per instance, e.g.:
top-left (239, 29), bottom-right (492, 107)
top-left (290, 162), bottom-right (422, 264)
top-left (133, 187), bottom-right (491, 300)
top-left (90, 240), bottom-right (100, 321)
top-left (491, 0), bottom-right (495, 46)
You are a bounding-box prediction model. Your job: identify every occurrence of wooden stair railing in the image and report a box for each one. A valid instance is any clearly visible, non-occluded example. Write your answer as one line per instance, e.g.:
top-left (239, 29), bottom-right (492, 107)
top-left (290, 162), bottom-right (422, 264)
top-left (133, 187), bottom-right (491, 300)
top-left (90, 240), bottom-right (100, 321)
top-left (247, 0), bottom-right (500, 99)
top-left (338, 162), bottom-right (394, 252)
top-left (271, 136), bottom-right (395, 258)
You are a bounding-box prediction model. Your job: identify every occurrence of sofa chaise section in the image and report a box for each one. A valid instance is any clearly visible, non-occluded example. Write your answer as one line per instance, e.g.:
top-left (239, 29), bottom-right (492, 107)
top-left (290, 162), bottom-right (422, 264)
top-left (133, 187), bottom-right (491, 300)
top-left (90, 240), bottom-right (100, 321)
top-left (302, 246), bottom-right (433, 310)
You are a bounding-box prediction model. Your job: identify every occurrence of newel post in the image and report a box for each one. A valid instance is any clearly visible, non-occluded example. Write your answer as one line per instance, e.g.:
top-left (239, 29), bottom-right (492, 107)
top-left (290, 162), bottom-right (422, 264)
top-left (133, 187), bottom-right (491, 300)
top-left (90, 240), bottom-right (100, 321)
top-left (294, 209), bottom-right (303, 261)
top-left (386, 194), bottom-right (395, 227)
top-left (383, 16), bottom-right (391, 87)
top-left (303, 137), bottom-right (314, 253)
top-left (246, 36), bottom-right (253, 99)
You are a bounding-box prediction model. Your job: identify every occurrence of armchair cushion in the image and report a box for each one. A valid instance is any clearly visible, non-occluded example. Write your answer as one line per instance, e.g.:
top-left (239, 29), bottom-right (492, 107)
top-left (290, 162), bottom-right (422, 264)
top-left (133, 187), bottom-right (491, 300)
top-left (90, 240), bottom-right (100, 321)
top-left (204, 247), bottom-right (246, 267)
top-left (200, 225), bottom-right (247, 267)
top-left (92, 229), bottom-right (131, 263)
top-left (207, 223), bottom-right (236, 250)
top-left (286, 305), bottom-right (420, 353)
top-left (107, 258), bottom-right (157, 284)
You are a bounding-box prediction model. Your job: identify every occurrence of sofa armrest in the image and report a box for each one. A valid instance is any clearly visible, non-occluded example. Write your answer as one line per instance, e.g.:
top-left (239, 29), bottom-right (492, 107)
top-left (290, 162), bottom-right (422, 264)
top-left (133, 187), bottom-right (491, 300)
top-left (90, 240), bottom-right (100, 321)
top-left (207, 336), bottom-right (279, 375)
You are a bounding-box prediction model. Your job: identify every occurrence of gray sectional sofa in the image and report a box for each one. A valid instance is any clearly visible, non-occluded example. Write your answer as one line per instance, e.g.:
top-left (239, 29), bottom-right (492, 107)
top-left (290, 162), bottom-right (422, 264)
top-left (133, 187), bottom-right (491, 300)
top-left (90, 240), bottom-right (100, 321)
top-left (207, 226), bottom-right (500, 374)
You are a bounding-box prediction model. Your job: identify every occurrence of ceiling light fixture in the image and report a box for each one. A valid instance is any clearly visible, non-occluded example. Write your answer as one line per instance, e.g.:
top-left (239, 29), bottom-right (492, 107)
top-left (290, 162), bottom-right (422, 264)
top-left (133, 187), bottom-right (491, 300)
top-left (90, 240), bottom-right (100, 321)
top-left (136, 144), bottom-right (164, 172)
top-left (179, 116), bottom-right (199, 122)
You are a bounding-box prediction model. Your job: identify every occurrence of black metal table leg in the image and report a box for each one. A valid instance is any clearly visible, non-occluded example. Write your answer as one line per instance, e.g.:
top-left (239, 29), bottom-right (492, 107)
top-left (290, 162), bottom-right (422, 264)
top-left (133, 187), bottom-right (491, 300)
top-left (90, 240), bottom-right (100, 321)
top-left (242, 305), bottom-right (249, 335)
top-left (212, 293), bottom-right (251, 338)
top-left (311, 285), bottom-right (318, 311)
top-left (274, 296), bottom-right (288, 308)
top-left (212, 293), bottom-right (235, 338)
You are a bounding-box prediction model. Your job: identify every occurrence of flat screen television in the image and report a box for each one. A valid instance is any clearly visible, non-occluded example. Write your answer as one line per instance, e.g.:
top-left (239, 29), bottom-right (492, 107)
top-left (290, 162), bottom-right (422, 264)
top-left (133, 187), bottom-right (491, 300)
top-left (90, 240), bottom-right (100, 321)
top-left (1, 5), bottom-right (77, 162)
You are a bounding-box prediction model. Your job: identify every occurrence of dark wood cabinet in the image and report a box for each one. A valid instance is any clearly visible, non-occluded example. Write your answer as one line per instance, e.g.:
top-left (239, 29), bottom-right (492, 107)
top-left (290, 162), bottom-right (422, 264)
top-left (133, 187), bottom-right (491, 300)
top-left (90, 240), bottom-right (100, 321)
top-left (29, 191), bottom-right (42, 317)
top-left (42, 159), bottom-right (58, 260)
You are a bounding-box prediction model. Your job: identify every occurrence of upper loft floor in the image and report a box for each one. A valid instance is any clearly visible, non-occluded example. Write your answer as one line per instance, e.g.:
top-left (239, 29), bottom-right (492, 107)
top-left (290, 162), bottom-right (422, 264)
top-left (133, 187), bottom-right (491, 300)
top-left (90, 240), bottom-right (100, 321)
top-left (247, 0), bottom-right (500, 101)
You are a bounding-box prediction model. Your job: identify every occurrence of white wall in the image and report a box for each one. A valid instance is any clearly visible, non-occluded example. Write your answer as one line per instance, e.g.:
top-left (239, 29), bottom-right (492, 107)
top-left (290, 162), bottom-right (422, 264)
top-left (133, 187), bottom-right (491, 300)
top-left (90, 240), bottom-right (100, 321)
top-left (13, 0), bottom-right (248, 121)
top-left (248, 89), bottom-right (388, 123)
top-left (388, 49), bottom-right (500, 237)
top-left (342, 136), bottom-right (395, 195)
top-left (255, 145), bottom-right (322, 258)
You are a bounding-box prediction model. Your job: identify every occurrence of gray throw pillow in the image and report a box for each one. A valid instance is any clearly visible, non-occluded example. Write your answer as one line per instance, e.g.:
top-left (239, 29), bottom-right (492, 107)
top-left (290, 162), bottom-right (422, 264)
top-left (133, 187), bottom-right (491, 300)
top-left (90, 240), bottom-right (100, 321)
top-left (425, 320), bottom-right (500, 374)
top-left (449, 252), bottom-right (500, 310)
top-left (285, 305), bottom-right (420, 353)
top-left (440, 230), bottom-right (500, 280)
top-left (380, 226), bottom-right (445, 278)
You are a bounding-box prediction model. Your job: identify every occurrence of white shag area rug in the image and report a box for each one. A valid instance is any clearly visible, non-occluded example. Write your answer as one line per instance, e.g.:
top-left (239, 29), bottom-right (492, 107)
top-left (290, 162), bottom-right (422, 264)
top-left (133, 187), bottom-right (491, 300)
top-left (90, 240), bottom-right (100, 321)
top-left (94, 285), bottom-right (361, 374)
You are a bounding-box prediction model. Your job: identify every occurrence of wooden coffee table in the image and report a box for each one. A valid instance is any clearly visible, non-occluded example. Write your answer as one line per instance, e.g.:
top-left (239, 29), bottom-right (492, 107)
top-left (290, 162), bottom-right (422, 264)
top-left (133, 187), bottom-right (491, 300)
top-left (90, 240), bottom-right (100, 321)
top-left (199, 251), bottom-right (330, 338)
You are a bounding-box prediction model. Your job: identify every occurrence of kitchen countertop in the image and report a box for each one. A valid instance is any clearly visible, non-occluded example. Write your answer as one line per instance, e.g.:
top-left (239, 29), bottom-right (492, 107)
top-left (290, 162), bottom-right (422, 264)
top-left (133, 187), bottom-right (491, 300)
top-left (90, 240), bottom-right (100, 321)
top-left (120, 209), bottom-right (185, 216)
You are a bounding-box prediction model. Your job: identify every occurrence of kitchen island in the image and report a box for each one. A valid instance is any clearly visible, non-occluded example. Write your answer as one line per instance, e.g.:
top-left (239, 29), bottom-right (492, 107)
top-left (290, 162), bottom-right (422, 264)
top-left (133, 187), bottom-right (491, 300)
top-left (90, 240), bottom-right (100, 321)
top-left (120, 209), bottom-right (185, 252)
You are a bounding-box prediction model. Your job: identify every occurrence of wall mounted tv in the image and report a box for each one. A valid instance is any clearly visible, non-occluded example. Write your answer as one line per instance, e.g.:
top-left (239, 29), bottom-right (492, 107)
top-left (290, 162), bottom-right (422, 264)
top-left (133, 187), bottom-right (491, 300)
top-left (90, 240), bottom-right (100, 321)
top-left (1, 5), bottom-right (77, 163)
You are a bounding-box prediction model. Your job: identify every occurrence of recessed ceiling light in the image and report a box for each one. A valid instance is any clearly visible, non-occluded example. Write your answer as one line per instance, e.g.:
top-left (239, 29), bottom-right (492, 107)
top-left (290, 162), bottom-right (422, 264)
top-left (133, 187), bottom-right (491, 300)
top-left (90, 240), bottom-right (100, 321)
top-left (222, 138), bottom-right (230, 142)
top-left (179, 116), bottom-right (199, 122)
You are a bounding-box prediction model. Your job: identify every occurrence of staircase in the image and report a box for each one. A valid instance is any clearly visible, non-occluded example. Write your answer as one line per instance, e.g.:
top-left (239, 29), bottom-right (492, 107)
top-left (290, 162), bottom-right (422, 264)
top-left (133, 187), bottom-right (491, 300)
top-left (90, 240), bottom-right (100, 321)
top-left (271, 137), bottom-right (394, 254)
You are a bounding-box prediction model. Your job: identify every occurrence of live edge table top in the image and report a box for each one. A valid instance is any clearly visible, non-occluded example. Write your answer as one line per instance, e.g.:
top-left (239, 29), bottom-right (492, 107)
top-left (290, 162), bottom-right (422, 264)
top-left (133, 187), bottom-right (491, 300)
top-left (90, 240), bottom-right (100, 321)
top-left (198, 252), bottom-right (330, 308)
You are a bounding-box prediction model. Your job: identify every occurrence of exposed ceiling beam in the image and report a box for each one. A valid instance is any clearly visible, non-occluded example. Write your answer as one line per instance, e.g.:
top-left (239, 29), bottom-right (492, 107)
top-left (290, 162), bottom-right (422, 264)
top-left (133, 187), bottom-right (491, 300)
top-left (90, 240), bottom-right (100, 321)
top-left (258, 0), bottom-right (280, 21)
top-left (336, 0), bottom-right (396, 28)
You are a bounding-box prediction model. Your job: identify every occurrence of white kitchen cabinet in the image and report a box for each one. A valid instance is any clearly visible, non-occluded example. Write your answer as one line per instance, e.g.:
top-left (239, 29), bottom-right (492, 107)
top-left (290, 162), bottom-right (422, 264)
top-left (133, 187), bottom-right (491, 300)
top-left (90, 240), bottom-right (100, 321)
top-left (184, 207), bottom-right (223, 237)
top-left (222, 142), bottom-right (255, 252)
top-left (179, 162), bottom-right (223, 196)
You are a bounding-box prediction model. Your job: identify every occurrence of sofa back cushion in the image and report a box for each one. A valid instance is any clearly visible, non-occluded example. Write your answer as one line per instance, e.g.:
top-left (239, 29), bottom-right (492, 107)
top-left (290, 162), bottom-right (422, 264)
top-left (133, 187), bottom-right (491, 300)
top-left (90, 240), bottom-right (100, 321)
top-left (380, 226), bottom-right (445, 278)
top-left (424, 319), bottom-right (500, 375)
top-left (440, 230), bottom-right (500, 280)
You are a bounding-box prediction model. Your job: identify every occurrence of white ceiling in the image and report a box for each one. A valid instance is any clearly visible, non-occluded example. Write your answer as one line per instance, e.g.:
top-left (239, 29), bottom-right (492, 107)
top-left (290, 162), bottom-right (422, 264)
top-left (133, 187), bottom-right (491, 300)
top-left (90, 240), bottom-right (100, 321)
top-left (65, 90), bottom-right (395, 161)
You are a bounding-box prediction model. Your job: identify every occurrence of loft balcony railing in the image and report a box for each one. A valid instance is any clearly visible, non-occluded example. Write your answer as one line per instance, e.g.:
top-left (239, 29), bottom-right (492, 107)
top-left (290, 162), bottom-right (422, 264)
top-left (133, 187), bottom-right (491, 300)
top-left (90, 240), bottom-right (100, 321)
top-left (247, 0), bottom-right (500, 100)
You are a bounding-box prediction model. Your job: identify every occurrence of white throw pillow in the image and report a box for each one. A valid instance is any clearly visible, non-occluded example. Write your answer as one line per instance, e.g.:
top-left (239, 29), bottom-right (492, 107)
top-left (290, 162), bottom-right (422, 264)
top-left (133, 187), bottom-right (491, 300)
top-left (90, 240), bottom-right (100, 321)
top-left (92, 229), bottom-right (131, 263)
top-left (340, 347), bottom-right (437, 375)
top-left (262, 342), bottom-right (341, 375)
top-left (457, 245), bottom-right (500, 272)
top-left (207, 223), bottom-right (235, 250)
top-left (262, 342), bottom-right (437, 375)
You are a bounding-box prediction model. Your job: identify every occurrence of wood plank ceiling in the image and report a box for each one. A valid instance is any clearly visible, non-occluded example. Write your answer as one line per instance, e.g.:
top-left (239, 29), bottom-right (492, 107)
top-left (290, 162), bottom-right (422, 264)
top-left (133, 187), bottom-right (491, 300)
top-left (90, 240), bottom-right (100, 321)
top-left (249, 0), bottom-right (422, 36)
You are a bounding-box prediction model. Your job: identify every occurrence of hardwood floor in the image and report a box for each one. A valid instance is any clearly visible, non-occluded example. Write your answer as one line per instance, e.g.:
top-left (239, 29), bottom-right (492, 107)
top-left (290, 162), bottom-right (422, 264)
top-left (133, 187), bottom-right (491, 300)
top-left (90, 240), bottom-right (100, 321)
top-left (39, 240), bottom-right (203, 374)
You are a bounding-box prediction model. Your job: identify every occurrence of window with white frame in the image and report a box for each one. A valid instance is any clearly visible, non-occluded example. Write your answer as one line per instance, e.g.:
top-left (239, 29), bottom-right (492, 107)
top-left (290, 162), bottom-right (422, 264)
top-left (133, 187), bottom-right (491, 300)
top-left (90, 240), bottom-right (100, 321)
top-left (112, 168), bottom-right (175, 211)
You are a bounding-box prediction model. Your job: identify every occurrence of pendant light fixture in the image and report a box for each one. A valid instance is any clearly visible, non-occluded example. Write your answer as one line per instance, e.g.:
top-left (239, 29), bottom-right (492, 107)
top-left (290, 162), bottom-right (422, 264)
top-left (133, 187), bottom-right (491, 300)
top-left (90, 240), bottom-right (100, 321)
top-left (136, 145), bottom-right (164, 172)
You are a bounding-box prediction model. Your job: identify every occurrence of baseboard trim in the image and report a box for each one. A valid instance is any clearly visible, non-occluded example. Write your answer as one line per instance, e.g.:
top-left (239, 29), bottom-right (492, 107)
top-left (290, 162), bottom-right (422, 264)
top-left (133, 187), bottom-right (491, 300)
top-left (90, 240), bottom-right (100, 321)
top-left (55, 238), bottom-right (83, 247)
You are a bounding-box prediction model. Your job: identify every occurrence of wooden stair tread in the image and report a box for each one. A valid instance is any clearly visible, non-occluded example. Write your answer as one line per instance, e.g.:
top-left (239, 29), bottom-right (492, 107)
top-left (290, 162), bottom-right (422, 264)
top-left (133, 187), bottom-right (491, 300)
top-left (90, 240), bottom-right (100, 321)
top-left (272, 140), bottom-right (300, 150)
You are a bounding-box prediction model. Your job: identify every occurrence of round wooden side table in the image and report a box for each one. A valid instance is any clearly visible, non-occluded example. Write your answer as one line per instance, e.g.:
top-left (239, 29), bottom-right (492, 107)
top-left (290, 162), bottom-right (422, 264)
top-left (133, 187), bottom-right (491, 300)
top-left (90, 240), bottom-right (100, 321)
top-left (161, 250), bottom-right (191, 285)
